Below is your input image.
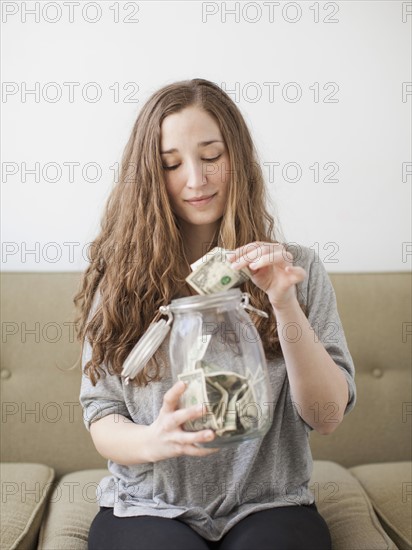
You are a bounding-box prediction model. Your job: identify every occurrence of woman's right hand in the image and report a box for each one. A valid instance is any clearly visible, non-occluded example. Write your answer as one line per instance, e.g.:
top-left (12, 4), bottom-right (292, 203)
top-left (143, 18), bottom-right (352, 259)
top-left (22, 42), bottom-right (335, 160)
top-left (148, 380), bottom-right (220, 462)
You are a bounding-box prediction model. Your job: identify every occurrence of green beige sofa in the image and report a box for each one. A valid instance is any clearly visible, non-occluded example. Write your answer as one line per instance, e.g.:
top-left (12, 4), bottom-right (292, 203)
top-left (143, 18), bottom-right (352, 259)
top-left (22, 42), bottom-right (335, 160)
top-left (1, 272), bottom-right (411, 550)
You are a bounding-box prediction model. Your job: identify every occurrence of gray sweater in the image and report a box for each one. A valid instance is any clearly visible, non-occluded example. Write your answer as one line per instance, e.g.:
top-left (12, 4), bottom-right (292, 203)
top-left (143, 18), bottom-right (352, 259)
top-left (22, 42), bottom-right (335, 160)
top-left (79, 245), bottom-right (356, 541)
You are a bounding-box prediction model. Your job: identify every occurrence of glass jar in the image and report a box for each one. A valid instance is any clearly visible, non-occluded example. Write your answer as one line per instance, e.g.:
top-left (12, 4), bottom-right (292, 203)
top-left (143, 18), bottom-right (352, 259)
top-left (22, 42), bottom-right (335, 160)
top-left (167, 288), bottom-right (273, 448)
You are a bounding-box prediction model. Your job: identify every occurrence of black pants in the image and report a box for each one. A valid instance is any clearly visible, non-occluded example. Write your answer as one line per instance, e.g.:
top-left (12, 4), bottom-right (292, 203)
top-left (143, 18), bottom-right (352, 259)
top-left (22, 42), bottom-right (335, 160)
top-left (88, 503), bottom-right (332, 550)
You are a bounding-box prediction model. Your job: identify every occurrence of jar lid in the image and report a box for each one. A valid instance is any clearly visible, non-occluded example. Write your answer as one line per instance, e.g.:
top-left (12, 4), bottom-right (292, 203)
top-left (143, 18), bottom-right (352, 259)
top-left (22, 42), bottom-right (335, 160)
top-left (169, 288), bottom-right (242, 313)
top-left (121, 309), bottom-right (172, 384)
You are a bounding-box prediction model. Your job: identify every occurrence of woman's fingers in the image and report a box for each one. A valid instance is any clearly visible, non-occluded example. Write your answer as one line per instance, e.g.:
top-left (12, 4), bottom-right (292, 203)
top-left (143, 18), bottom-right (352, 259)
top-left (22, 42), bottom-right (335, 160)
top-left (230, 247), bottom-right (293, 271)
top-left (161, 380), bottom-right (187, 414)
top-left (159, 382), bottom-right (223, 456)
top-left (177, 427), bottom-right (216, 445)
top-left (226, 242), bottom-right (268, 266)
top-left (171, 402), bottom-right (208, 430)
top-left (248, 250), bottom-right (294, 271)
top-left (169, 401), bottom-right (220, 452)
top-left (178, 426), bottom-right (219, 455)
top-left (228, 241), bottom-right (271, 260)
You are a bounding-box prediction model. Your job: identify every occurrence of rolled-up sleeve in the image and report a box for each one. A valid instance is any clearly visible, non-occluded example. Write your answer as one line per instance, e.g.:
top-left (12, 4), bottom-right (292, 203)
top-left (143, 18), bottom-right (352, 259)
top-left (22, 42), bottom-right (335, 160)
top-left (78, 291), bottom-right (131, 432)
top-left (302, 249), bottom-right (357, 420)
top-left (79, 338), bottom-right (132, 432)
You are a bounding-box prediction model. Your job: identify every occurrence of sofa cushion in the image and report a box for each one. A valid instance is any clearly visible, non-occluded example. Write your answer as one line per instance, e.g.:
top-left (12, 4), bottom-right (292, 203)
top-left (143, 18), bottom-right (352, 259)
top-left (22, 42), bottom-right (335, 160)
top-left (0, 463), bottom-right (54, 550)
top-left (37, 462), bottom-right (398, 550)
top-left (350, 462), bottom-right (412, 550)
top-left (37, 469), bottom-right (102, 550)
top-left (312, 461), bottom-right (398, 549)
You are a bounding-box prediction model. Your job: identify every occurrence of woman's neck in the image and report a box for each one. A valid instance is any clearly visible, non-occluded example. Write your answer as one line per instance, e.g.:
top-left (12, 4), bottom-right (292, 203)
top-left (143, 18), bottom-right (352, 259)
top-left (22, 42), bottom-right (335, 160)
top-left (179, 221), bottom-right (220, 265)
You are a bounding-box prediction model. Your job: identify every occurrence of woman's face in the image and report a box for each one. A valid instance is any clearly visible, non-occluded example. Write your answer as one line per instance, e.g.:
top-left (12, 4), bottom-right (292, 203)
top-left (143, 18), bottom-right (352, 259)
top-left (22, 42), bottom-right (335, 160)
top-left (160, 106), bottom-right (230, 230)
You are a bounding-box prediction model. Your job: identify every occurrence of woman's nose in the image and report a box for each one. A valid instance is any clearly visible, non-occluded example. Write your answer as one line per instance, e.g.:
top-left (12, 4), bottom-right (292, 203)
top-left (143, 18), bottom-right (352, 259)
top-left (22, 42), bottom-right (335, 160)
top-left (186, 160), bottom-right (207, 188)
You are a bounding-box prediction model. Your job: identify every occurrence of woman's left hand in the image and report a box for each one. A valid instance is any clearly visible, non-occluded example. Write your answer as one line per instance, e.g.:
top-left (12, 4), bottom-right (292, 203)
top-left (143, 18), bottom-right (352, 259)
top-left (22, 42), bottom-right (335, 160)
top-left (226, 242), bottom-right (307, 311)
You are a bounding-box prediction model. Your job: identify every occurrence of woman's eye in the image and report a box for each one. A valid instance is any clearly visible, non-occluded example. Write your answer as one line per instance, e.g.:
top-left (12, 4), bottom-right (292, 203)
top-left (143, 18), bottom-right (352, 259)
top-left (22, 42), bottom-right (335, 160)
top-left (162, 155), bottom-right (221, 171)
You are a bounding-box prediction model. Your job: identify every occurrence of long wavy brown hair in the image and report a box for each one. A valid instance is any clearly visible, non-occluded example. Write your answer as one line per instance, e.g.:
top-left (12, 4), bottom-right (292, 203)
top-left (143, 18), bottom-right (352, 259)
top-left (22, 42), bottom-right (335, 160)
top-left (73, 78), bottom-right (305, 387)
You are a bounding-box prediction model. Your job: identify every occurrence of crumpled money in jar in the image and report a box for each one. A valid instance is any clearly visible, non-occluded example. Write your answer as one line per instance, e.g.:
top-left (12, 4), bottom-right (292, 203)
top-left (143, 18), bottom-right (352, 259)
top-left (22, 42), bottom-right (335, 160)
top-left (177, 364), bottom-right (261, 437)
top-left (186, 247), bottom-right (252, 295)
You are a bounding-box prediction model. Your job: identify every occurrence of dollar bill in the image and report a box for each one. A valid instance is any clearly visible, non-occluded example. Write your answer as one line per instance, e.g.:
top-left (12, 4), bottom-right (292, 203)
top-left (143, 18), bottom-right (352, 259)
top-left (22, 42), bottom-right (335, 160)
top-left (182, 361), bottom-right (259, 437)
top-left (178, 361), bottom-right (262, 438)
top-left (186, 247), bottom-right (251, 295)
top-left (224, 382), bottom-right (248, 434)
top-left (189, 247), bottom-right (226, 271)
top-left (205, 378), bottom-right (229, 432)
top-left (236, 384), bottom-right (260, 430)
top-left (204, 373), bottom-right (249, 435)
top-left (178, 369), bottom-right (218, 432)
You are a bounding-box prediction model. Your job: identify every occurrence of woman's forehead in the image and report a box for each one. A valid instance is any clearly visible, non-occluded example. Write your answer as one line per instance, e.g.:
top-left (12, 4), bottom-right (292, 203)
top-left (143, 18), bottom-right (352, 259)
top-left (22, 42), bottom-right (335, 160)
top-left (160, 108), bottom-right (224, 151)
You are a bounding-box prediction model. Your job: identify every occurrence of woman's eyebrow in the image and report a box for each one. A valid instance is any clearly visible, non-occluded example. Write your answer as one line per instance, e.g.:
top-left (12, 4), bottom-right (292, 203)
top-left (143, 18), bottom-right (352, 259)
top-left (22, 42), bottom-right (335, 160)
top-left (160, 140), bottom-right (224, 155)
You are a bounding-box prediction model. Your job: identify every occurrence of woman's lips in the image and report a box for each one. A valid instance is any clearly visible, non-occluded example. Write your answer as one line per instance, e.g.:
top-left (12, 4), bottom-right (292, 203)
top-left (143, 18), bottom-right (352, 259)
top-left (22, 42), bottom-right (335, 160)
top-left (185, 193), bottom-right (217, 207)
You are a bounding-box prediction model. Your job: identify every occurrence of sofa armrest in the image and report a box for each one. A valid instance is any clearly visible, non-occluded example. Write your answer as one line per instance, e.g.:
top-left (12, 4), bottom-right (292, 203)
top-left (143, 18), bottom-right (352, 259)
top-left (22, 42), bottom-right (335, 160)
top-left (0, 462), bottom-right (55, 550)
top-left (37, 469), bottom-right (107, 550)
top-left (311, 461), bottom-right (399, 549)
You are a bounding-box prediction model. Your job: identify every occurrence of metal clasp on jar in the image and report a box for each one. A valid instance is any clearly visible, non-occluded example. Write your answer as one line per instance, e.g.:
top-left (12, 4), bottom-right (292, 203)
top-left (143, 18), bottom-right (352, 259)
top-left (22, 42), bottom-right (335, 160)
top-left (241, 292), bottom-right (269, 318)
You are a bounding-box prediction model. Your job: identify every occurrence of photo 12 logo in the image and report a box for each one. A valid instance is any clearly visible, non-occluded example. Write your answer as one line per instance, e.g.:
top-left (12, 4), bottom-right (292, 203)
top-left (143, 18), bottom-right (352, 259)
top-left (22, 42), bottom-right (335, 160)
top-left (201, 2), bottom-right (340, 24)
top-left (1, 2), bottom-right (140, 24)
top-left (1, 82), bottom-right (140, 103)
top-left (205, 81), bottom-right (340, 104)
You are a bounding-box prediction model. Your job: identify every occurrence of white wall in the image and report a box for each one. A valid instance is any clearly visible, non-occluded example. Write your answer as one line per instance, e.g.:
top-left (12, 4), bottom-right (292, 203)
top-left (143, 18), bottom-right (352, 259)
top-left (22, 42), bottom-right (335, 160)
top-left (1, 0), bottom-right (411, 272)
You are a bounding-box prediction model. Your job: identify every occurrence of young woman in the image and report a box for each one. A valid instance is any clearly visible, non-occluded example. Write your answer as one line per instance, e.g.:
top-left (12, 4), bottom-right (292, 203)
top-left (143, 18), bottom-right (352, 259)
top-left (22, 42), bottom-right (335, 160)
top-left (76, 78), bottom-right (356, 550)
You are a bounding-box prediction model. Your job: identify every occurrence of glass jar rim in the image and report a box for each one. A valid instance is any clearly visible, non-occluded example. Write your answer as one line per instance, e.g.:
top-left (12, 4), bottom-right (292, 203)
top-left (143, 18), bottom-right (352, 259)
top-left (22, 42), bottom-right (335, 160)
top-left (169, 288), bottom-right (242, 312)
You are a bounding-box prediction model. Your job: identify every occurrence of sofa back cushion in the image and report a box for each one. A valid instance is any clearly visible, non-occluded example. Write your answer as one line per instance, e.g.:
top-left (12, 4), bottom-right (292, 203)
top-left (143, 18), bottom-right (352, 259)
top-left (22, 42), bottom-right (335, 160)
top-left (308, 273), bottom-right (411, 465)
top-left (1, 272), bottom-right (411, 477)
